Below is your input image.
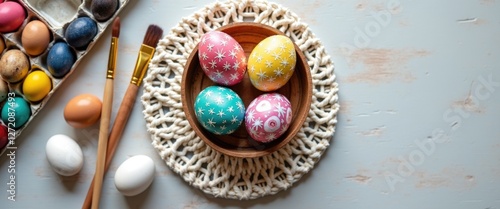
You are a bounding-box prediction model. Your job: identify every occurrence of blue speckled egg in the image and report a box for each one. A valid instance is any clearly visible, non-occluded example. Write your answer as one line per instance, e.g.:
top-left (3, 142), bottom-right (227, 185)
top-left (47, 42), bottom-right (76, 78)
top-left (1, 96), bottom-right (31, 129)
top-left (194, 86), bottom-right (245, 135)
top-left (65, 17), bottom-right (98, 49)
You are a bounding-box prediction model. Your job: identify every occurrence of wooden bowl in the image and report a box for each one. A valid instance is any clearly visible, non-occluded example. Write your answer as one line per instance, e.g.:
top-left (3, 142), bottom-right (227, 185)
top-left (181, 22), bottom-right (312, 158)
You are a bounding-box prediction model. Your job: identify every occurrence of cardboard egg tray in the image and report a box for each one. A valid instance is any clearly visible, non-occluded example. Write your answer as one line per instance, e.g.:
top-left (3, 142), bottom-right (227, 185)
top-left (0, 0), bottom-right (130, 155)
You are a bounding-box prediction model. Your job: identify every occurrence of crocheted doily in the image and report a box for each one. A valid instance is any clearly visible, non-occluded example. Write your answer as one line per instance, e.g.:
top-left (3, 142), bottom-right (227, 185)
top-left (141, 0), bottom-right (339, 200)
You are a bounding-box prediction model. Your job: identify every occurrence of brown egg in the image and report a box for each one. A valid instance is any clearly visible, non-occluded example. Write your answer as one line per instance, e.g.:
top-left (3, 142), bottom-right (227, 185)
top-left (0, 79), bottom-right (8, 102)
top-left (64, 94), bottom-right (102, 128)
top-left (0, 37), bottom-right (5, 52)
top-left (22, 20), bottom-right (51, 56)
top-left (0, 49), bottom-right (29, 83)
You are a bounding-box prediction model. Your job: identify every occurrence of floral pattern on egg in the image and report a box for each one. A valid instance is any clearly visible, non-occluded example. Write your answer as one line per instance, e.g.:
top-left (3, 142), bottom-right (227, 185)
top-left (198, 31), bottom-right (247, 86)
top-left (245, 93), bottom-right (292, 143)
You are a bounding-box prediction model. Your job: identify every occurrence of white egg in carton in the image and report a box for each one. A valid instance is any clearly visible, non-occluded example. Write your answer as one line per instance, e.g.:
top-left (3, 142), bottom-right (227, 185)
top-left (0, 0), bottom-right (130, 156)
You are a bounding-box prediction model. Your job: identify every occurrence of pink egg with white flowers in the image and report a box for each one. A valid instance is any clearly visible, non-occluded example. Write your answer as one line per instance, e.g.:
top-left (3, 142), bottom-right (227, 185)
top-left (245, 93), bottom-right (292, 143)
top-left (198, 31), bottom-right (246, 86)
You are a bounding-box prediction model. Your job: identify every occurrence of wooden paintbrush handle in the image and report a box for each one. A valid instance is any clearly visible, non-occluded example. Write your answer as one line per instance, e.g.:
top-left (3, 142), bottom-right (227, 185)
top-left (107, 84), bottom-right (140, 162)
top-left (91, 79), bottom-right (114, 209)
top-left (82, 84), bottom-right (139, 209)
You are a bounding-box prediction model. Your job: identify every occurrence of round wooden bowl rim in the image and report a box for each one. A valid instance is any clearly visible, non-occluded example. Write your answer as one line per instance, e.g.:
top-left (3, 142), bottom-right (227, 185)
top-left (181, 22), bottom-right (312, 158)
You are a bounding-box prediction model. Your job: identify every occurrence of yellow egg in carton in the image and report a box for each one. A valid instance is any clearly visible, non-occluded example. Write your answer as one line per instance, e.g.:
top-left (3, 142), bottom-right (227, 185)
top-left (0, 0), bottom-right (130, 155)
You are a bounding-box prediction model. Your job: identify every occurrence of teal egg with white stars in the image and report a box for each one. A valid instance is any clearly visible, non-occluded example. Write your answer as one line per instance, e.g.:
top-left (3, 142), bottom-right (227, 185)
top-left (194, 86), bottom-right (245, 135)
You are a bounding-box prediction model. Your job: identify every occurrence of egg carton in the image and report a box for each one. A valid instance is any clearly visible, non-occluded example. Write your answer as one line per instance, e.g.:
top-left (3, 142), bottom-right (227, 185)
top-left (0, 0), bottom-right (130, 156)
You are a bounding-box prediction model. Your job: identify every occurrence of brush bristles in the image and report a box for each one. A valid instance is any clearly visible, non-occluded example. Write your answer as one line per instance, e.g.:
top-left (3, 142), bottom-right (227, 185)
top-left (112, 17), bottom-right (120, 38)
top-left (142, 25), bottom-right (163, 48)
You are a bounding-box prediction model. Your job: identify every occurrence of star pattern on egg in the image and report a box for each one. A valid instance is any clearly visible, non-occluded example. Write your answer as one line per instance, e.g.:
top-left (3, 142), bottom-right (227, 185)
top-left (245, 93), bottom-right (292, 143)
top-left (198, 31), bottom-right (247, 86)
top-left (247, 35), bottom-right (297, 92)
top-left (215, 49), bottom-right (226, 61)
top-left (230, 73), bottom-right (239, 81)
top-left (194, 86), bottom-right (245, 135)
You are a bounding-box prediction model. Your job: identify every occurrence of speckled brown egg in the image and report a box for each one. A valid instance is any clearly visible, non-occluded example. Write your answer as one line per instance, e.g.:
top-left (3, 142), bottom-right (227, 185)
top-left (0, 79), bottom-right (8, 102)
top-left (64, 94), bottom-right (102, 128)
top-left (0, 49), bottom-right (29, 83)
top-left (22, 20), bottom-right (51, 56)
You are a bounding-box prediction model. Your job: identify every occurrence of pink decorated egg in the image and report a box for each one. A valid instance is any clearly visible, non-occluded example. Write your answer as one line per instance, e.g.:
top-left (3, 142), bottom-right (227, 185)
top-left (245, 93), bottom-right (292, 143)
top-left (198, 31), bottom-right (246, 86)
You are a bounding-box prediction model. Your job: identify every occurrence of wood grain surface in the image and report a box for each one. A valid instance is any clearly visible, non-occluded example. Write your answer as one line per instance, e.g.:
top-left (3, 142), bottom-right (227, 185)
top-left (0, 0), bottom-right (499, 208)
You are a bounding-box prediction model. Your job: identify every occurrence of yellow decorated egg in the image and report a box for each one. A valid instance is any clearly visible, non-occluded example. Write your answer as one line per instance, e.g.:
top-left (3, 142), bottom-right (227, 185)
top-left (22, 70), bottom-right (52, 102)
top-left (247, 35), bottom-right (296, 92)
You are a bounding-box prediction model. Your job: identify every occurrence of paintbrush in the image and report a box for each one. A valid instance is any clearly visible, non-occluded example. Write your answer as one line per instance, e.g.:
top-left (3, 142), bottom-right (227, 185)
top-left (82, 24), bottom-right (163, 209)
top-left (90, 16), bottom-right (120, 209)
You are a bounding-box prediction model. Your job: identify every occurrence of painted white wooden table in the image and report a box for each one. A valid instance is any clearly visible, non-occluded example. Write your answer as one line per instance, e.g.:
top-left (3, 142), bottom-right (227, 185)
top-left (1, 0), bottom-right (499, 208)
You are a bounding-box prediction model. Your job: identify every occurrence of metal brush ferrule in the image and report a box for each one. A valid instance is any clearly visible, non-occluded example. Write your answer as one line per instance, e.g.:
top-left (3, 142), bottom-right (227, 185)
top-left (106, 37), bottom-right (119, 79)
top-left (130, 44), bottom-right (155, 86)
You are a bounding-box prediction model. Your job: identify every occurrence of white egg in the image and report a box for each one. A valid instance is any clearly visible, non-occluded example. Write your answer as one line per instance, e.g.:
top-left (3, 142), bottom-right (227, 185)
top-left (114, 155), bottom-right (155, 196)
top-left (45, 134), bottom-right (84, 176)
